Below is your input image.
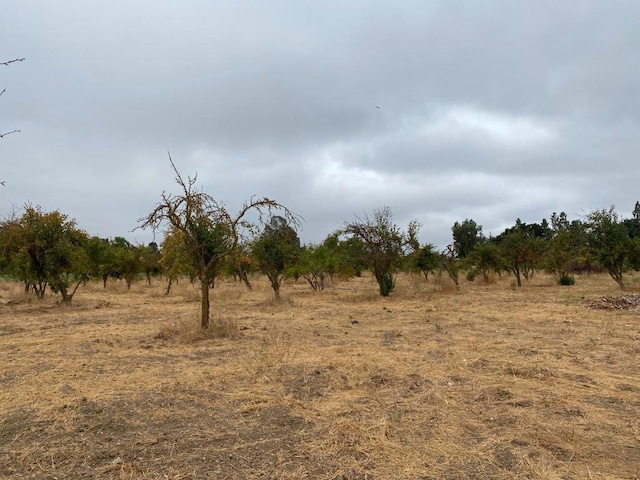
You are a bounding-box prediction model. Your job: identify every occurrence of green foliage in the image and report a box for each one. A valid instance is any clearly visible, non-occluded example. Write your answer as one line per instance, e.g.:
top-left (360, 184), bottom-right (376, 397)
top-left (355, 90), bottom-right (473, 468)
top-left (586, 206), bottom-right (633, 289)
top-left (140, 242), bottom-right (162, 285)
top-left (451, 219), bottom-right (483, 258)
top-left (544, 230), bottom-right (576, 279)
top-left (467, 242), bottom-right (504, 282)
top-left (466, 268), bottom-right (479, 282)
top-left (333, 235), bottom-right (369, 278)
top-left (558, 274), bottom-right (575, 286)
top-left (344, 207), bottom-right (419, 296)
top-left (252, 216), bottom-right (301, 299)
top-left (160, 228), bottom-right (197, 285)
top-left (412, 243), bottom-right (440, 282)
top-left (495, 220), bottom-right (546, 287)
top-left (85, 236), bottom-right (116, 288)
top-left (0, 206), bottom-right (89, 303)
top-left (223, 242), bottom-right (254, 290)
top-left (622, 201), bottom-right (640, 239)
top-left (439, 245), bottom-right (460, 286)
top-left (110, 238), bottom-right (143, 290)
top-left (294, 243), bottom-right (331, 291)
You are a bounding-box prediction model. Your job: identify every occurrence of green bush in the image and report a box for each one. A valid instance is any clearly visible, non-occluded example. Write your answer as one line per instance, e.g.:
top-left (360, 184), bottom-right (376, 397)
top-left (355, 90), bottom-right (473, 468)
top-left (466, 268), bottom-right (479, 282)
top-left (558, 274), bottom-right (575, 286)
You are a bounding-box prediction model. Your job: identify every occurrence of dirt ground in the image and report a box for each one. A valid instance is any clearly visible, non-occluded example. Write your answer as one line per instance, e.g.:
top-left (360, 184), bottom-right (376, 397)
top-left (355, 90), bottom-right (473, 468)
top-left (1, 272), bottom-right (639, 479)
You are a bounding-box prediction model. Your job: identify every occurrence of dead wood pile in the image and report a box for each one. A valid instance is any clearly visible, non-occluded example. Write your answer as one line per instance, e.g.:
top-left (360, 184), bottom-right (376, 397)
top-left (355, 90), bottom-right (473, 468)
top-left (587, 294), bottom-right (640, 310)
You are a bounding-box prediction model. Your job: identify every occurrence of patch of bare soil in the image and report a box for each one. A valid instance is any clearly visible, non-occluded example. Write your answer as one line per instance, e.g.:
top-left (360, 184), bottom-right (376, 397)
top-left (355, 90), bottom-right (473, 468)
top-left (1, 273), bottom-right (640, 479)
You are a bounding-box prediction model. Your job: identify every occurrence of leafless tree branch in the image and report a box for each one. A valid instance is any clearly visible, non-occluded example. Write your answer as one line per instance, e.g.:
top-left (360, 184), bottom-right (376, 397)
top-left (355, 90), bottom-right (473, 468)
top-left (1, 58), bottom-right (25, 66)
top-left (0, 129), bottom-right (20, 138)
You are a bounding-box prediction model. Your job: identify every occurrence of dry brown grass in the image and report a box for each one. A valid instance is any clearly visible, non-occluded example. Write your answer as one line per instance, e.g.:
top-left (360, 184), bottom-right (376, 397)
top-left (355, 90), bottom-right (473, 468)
top-left (1, 273), bottom-right (639, 479)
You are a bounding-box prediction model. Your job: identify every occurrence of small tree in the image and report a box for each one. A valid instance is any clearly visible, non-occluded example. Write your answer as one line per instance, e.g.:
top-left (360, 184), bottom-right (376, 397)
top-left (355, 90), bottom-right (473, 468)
top-left (295, 243), bottom-right (333, 291)
top-left (140, 242), bottom-right (162, 286)
top-left (451, 219), bottom-right (483, 259)
top-left (412, 243), bottom-right (440, 282)
top-left (111, 237), bottom-right (141, 289)
top-left (225, 242), bottom-right (254, 290)
top-left (85, 236), bottom-right (117, 288)
top-left (160, 228), bottom-right (196, 295)
top-left (496, 220), bottom-right (546, 287)
top-left (439, 244), bottom-right (460, 286)
top-left (139, 154), bottom-right (299, 328)
top-left (344, 207), bottom-right (419, 296)
top-left (622, 201), bottom-right (640, 239)
top-left (252, 216), bottom-right (301, 299)
top-left (467, 242), bottom-right (504, 282)
top-left (586, 206), bottom-right (633, 289)
top-left (4, 206), bottom-right (89, 303)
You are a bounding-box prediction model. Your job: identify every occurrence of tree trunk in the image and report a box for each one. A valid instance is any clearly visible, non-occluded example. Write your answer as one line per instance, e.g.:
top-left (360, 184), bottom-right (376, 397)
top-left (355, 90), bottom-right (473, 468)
top-left (59, 287), bottom-right (72, 305)
top-left (375, 269), bottom-right (395, 296)
top-left (266, 272), bottom-right (282, 300)
top-left (513, 266), bottom-right (522, 287)
top-left (201, 276), bottom-right (210, 329)
top-left (238, 269), bottom-right (252, 290)
top-left (165, 277), bottom-right (172, 296)
top-left (102, 274), bottom-right (108, 288)
top-left (610, 270), bottom-right (625, 289)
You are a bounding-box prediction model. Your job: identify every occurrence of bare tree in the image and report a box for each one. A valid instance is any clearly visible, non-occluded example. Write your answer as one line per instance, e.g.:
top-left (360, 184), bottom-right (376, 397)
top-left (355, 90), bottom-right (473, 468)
top-left (138, 153), bottom-right (300, 329)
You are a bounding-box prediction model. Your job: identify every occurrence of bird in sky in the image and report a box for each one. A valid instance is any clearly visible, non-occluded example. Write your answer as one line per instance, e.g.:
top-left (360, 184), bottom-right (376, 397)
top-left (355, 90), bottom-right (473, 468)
top-left (0, 181), bottom-right (5, 186)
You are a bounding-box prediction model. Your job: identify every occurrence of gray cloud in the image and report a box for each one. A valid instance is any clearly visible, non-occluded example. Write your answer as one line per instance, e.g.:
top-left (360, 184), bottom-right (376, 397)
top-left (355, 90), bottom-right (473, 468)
top-left (2, 1), bottom-right (640, 249)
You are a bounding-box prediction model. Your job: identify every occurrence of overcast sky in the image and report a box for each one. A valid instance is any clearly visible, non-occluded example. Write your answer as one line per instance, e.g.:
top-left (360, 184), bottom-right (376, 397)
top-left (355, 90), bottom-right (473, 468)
top-left (2, 1), bottom-right (639, 248)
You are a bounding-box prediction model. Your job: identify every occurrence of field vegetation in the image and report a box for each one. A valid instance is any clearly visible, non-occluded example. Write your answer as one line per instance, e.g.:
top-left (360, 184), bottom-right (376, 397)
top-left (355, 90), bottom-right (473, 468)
top-left (1, 272), bottom-right (639, 479)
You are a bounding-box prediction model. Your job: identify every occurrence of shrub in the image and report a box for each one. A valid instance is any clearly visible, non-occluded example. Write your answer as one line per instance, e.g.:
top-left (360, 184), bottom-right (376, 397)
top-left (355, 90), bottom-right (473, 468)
top-left (558, 274), bottom-right (576, 286)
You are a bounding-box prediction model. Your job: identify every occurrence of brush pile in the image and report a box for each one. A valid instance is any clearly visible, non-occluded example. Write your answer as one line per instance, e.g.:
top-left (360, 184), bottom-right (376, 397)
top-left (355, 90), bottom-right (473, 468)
top-left (587, 294), bottom-right (640, 310)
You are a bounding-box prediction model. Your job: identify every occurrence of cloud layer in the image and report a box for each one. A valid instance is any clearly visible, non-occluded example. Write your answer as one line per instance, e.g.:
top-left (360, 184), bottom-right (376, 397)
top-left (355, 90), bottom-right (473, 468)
top-left (2, 1), bottom-right (639, 247)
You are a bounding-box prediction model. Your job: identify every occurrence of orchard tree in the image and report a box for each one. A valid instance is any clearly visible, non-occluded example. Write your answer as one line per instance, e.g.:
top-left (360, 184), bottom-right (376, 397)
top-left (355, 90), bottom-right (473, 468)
top-left (85, 236), bottom-right (116, 288)
top-left (330, 233), bottom-right (369, 279)
top-left (140, 242), bottom-right (162, 285)
top-left (586, 206), bottom-right (635, 289)
top-left (224, 242), bottom-right (254, 290)
top-left (344, 207), bottom-right (419, 296)
top-left (294, 243), bottom-right (333, 291)
top-left (496, 219), bottom-right (546, 287)
top-left (451, 219), bottom-right (483, 258)
top-left (139, 154), bottom-right (299, 329)
top-left (160, 227), bottom-right (196, 294)
top-left (252, 215), bottom-right (301, 299)
top-left (439, 244), bottom-right (460, 285)
top-left (3, 206), bottom-right (89, 303)
top-left (412, 243), bottom-right (440, 282)
top-left (543, 212), bottom-right (586, 283)
top-left (110, 237), bottom-right (141, 289)
top-left (467, 242), bottom-right (504, 282)
top-left (622, 201), bottom-right (640, 239)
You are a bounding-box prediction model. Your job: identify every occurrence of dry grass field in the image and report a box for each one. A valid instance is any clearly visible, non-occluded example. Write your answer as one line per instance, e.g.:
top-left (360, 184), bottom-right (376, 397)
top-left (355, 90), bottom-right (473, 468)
top-left (1, 272), bottom-right (639, 479)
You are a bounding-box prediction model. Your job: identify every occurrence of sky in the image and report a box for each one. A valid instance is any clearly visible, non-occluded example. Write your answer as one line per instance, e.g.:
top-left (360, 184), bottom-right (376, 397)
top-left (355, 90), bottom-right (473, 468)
top-left (2, 1), bottom-right (640, 249)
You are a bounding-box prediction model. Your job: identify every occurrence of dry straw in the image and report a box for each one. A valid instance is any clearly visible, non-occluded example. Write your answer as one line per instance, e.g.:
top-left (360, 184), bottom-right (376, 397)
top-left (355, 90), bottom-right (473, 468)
top-left (1, 272), bottom-right (639, 479)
